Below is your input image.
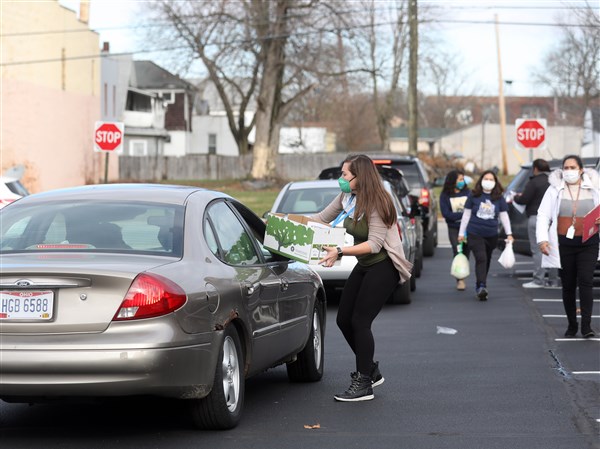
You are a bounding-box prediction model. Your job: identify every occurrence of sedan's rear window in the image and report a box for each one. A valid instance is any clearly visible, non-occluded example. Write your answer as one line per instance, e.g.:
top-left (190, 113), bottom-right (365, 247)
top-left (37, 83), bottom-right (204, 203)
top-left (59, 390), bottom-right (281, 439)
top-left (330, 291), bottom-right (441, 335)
top-left (0, 201), bottom-right (184, 257)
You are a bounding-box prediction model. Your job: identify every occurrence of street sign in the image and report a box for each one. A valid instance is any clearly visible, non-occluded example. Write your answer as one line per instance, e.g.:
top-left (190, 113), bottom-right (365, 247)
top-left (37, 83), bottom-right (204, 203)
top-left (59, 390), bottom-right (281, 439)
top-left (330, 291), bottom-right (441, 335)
top-left (515, 118), bottom-right (547, 150)
top-left (94, 121), bottom-right (124, 153)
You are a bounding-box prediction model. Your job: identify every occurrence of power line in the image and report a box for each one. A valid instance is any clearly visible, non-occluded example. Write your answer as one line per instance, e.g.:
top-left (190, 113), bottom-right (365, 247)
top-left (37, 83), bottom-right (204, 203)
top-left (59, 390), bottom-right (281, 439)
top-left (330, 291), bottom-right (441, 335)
top-left (1, 14), bottom-right (595, 67)
top-left (1, 5), bottom-right (596, 38)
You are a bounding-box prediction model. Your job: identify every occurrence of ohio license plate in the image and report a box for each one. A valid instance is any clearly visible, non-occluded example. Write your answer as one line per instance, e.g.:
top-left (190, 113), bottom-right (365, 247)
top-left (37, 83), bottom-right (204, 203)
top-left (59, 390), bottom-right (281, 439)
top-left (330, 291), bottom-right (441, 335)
top-left (0, 290), bottom-right (54, 320)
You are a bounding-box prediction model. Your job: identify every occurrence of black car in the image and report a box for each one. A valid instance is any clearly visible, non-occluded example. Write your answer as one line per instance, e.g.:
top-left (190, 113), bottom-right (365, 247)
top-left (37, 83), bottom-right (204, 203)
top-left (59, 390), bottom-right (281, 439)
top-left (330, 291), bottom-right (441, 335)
top-left (501, 157), bottom-right (600, 255)
top-left (369, 155), bottom-right (438, 257)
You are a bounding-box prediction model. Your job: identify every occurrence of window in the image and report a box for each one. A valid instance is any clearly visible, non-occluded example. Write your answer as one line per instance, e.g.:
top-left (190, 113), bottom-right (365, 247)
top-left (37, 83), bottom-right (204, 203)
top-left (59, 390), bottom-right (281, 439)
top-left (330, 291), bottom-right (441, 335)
top-left (0, 201), bottom-right (183, 257)
top-left (206, 201), bottom-right (259, 265)
top-left (208, 133), bottom-right (217, 155)
top-left (130, 140), bottom-right (148, 156)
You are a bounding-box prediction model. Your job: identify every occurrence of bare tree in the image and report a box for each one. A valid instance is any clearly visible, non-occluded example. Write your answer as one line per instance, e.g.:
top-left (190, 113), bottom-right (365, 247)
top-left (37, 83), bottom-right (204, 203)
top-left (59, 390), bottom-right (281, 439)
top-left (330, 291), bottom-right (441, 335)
top-left (342, 0), bottom-right (410, 151)
top-left (149, 0), bottom-right (328, 180)
top-left (534, 2), bottom-right (600, 110)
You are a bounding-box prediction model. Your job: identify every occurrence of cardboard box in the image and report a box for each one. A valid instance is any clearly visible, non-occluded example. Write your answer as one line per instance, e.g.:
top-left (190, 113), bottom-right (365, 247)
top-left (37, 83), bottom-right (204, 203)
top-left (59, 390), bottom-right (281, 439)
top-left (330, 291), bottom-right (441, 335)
top-left (264, 214), bottom-right (346, 264)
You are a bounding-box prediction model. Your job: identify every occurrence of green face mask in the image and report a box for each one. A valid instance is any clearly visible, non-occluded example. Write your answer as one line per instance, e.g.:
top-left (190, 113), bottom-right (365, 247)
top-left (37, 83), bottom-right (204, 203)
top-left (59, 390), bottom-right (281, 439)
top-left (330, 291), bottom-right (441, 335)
top-left (338, 176), bottom-right (355, 193)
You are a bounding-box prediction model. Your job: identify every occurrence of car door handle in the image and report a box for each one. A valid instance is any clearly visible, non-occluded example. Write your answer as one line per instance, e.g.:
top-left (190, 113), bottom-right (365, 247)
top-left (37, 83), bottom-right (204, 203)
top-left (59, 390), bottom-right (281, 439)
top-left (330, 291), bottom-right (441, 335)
top-left (243, 282), bottom-right (260, 296)
top-left (280, 278), bottom-right (289, 292)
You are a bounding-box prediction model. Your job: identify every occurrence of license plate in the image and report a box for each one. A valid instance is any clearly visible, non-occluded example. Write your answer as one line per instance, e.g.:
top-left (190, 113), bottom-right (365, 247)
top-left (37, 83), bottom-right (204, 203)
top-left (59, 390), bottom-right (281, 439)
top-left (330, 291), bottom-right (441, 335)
top-left (0, 290), bottom-right (54, 320)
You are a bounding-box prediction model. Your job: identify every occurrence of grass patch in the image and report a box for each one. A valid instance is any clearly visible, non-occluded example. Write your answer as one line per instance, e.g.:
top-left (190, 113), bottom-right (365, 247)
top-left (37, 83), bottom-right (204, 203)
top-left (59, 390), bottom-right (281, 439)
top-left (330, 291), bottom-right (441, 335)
top-left (163, 179), bottom-right (281, 217)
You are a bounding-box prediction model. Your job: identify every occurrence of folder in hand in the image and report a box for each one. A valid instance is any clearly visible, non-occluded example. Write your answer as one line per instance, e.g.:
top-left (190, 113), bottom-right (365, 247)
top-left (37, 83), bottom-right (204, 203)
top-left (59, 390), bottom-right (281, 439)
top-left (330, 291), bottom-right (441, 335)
top-left (582, 204), bottom-right (600, 243)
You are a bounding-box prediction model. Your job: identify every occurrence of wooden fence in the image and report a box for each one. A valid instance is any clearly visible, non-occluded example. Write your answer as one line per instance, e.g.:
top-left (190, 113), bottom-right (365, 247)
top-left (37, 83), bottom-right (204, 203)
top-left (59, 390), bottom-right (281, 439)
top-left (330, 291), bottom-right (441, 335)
top-left (118, 153), bottom-right (345, 181)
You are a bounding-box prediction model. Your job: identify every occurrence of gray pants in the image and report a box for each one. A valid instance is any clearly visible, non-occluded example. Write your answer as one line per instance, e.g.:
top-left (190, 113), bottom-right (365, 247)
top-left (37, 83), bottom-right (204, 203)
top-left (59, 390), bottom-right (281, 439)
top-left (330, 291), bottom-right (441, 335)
top-left (528, 215), bottom-right (559, 284)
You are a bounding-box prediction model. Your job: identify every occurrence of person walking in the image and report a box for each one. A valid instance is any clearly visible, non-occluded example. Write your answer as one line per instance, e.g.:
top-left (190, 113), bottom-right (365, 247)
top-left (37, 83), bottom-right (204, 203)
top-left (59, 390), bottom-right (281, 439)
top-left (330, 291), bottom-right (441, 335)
top-left (458, 170), bottom-right (514, 300)
top-left (537, 155), bottom-right (600, 338)
top-left (440, 169), bottom-right (471, 291)
top-left (513, 159), bottom-right (560, 288)
top-left (315, 154), bottom-right (412, 402)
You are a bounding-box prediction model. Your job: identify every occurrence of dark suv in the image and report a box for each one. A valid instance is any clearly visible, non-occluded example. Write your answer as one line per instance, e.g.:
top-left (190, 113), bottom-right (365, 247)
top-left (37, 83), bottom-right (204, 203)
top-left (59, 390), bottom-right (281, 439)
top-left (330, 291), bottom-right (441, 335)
top-left (500, 157), bottom-right (599, 255)
top-left (370, 155), bottom-right (438, 256)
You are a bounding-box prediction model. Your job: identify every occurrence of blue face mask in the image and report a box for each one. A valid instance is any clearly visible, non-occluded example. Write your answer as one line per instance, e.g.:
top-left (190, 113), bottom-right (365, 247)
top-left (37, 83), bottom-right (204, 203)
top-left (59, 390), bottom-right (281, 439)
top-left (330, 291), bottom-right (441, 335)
top-left (456, 180), bottom-right (466, 190)
top-left (338, 176), bottom-right (355, 193)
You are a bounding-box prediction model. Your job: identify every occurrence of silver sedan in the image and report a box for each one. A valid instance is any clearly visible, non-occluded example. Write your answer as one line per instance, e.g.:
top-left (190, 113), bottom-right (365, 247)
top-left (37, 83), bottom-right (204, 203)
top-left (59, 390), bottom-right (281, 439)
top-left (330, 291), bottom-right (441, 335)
top-left (0, 184), bottom-right (326, 429)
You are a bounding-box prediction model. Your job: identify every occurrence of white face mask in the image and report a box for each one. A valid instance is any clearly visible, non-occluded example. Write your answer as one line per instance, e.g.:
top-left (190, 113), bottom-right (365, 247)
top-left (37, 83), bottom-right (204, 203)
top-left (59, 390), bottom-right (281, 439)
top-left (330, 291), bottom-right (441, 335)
top-left (481, 180), bottom-right (495, 191)
top-left (563, 169), bottom-right (580, 184)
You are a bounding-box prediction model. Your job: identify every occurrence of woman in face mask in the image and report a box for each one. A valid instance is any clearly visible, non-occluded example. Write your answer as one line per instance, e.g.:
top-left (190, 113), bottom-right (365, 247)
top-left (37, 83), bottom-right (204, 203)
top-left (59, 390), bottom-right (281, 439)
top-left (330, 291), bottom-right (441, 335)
top-left (312, 154), bottom-right (412, 402)
top-left (439, 169), bottom-right (471, 290)
top-left (458, 170), bottom-right (513, 300)
top-left (537, 155), bottom-right (600, 338)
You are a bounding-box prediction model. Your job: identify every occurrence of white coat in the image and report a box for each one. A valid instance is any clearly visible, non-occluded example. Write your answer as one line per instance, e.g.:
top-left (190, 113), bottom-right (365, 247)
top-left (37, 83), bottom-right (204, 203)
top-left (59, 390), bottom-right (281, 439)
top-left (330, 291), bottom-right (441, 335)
top-left (536, 168), bottom-right (600, 269)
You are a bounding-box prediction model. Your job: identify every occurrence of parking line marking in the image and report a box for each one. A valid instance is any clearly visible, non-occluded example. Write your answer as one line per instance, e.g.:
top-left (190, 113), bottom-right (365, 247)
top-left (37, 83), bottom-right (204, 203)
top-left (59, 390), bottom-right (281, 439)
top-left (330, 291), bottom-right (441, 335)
top-left (571, 371), bottom-right (600, 375)
top-left (533, 299), bottom-right (600, 302)
top-left (554, 338), bottom-right (600, 342)
top-left (543, 315), bottom-right (600, 318)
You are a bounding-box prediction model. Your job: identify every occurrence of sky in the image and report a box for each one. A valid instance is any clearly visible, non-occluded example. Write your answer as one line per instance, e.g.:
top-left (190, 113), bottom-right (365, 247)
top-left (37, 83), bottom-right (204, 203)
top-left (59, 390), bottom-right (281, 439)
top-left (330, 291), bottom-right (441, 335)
top-left (59, 0), bottom-right (592, 97)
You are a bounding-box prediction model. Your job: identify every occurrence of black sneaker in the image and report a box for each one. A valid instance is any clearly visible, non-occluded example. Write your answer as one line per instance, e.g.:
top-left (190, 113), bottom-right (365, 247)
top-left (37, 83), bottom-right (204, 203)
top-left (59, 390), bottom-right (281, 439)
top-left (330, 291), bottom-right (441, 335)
top-left (476, 285), bottom-right (488, 301)
top-left (581, 327), bottom-right (596, 338)
top-left (564, 324), bottom-right (578, 338)
top-left (334, 373), bottom-right (374, 402)
top-left (370, 361), bottom-right (385, 387)
top-left (351, 361), bottom-right (385, 388)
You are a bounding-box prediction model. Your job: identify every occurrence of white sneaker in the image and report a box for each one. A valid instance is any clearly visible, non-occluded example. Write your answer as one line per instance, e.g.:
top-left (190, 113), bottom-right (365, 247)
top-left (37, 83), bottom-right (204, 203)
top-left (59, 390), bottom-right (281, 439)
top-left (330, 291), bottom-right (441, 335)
top-left (522, 281), bottom-right (544, 289)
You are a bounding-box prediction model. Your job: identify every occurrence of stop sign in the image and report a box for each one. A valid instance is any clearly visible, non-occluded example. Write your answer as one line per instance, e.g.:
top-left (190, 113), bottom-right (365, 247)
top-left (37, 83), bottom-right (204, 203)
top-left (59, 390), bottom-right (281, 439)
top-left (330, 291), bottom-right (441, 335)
top-left (515, 118), bottom-right (547, 150)
top-left (94, 121), bottom-right (124, 153)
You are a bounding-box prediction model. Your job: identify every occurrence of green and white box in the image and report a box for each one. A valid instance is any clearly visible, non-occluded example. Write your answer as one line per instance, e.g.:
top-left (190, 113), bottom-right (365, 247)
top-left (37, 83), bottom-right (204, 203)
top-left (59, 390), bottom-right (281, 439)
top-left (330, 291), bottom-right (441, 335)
top-left (264, 214), bottom-right (346, 265)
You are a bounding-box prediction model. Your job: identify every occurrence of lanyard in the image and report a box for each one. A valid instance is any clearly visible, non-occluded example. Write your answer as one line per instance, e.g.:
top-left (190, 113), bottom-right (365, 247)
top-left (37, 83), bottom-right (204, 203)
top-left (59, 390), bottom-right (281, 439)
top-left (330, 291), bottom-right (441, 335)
top-left (566, 183), bottom-right (581, 225)
top-left (332, 195), bottom-right (355, 227)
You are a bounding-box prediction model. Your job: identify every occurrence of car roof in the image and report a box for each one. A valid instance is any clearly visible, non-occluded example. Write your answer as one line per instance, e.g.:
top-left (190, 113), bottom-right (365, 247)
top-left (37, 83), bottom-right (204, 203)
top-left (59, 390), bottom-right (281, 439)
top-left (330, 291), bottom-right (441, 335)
top-left (519, 157), bottom-right (599, 169)
top-left (0, 176), bottom-right (21, 183)
top-left (284, 180), bottom-right (339, 189)
top-left (12, 183), bottom-right (229, 206)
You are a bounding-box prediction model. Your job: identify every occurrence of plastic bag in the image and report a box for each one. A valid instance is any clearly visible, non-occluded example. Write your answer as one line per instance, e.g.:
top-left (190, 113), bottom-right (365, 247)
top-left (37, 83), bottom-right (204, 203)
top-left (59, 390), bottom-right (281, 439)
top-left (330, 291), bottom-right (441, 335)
top-left (450, 244), bottom-right (470, 279)
top-left (497, 241), bottom-right (515, 269)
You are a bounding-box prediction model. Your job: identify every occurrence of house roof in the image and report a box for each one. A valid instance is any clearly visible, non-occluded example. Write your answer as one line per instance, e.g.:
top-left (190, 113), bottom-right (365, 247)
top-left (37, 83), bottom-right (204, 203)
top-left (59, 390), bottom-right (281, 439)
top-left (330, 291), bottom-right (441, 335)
top-left (131, 61), bottom-right (195, 91)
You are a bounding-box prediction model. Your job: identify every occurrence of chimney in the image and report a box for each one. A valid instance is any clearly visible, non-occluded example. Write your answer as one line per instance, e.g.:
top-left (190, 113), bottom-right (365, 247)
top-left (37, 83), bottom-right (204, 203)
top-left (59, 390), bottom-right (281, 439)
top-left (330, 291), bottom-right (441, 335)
top-left (79, 1), bottom-right (89, 24)
top-left (102, 42), bottom-right (110, 53)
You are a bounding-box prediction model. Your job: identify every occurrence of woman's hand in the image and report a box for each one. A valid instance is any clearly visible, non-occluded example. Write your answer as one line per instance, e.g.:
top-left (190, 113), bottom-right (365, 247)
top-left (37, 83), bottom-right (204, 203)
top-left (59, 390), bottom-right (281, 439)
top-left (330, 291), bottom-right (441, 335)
top-left (457, 235), bottom-right (464, 243)
top-left (595, 217), bottom-right (600, 226)
top-left (539, 241), bottom-right (550, 256)
top-left (319, 246), bottom-right (339, 268)
top-left (506, 235), bottom-right (514, 243)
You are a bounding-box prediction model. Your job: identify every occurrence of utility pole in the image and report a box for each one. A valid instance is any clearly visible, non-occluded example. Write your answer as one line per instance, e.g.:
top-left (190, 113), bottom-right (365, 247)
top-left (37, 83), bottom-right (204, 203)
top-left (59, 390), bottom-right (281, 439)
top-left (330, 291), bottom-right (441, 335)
top-left (495, 14), bottom-right (508, 175)
top-left (408, 0), bottom-right (418, 156)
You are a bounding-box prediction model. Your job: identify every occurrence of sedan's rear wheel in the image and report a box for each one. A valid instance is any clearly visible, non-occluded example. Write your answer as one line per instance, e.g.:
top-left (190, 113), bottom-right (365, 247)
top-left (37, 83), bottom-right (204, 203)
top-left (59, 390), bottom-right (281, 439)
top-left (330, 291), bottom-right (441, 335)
top-left (190, 327), bottom-right (245, 430)
top-left (287, 304), bottom-right (324, 382)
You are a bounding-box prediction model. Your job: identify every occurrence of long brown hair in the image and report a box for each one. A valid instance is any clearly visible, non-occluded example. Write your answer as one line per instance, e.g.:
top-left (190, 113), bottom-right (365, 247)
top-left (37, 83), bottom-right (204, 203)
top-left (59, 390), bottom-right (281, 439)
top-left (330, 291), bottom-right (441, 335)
top-left (343, 154), bottom-right (396, 227)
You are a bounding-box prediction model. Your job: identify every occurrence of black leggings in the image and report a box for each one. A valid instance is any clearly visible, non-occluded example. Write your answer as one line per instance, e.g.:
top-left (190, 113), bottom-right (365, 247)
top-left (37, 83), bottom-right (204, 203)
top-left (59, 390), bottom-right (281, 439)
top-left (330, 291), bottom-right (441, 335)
top-left (337, 257), bottom-right (399, 375)
top-left (468, 233), bottom-right (498, 287)
top-left (559, 243), bottom-right (598, 327)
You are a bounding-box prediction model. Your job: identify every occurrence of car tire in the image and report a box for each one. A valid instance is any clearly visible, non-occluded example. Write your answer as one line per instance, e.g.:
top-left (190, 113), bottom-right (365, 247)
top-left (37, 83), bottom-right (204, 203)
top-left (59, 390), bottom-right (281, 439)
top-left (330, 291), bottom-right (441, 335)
top-left (287, 304), bottom-right (324, 382)
top-left (388, 280), bottom-right (411, 305)
top-left (423, 229), bottom-right (436, 257)
top-left (190, 326), bottom-right (245, 430)
top-left (414, 242), bottom-right (423, 278)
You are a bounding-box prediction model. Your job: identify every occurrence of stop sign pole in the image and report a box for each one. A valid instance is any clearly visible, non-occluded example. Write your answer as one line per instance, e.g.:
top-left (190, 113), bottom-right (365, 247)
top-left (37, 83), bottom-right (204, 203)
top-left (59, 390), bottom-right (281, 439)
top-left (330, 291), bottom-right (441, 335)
top-left (515, 118), bottom-right (547, 162)
top-left (94, 121), bottom-right (124, 183)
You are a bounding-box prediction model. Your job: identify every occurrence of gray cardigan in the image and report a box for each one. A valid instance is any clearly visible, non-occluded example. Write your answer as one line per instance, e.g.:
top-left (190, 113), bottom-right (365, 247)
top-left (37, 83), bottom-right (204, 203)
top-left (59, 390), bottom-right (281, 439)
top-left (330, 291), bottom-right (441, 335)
top-left (313, 193), bottom-right (413, 284)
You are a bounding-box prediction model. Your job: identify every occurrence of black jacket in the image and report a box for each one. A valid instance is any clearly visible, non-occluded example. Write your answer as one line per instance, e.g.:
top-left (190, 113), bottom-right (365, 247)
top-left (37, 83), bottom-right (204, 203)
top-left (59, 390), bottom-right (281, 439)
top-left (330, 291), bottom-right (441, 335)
top-left (514, 172), bottom-right (550, 217)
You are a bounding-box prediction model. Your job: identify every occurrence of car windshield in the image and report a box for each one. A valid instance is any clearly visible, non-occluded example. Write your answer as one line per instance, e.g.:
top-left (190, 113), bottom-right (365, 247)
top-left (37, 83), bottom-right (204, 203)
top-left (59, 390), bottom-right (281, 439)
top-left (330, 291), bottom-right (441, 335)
top-left (276, 187), bottom-right (340, 214)
top-left (506, 167), bottom-right (531, 193)
top-left (0, 200), bottom-right (184, 257)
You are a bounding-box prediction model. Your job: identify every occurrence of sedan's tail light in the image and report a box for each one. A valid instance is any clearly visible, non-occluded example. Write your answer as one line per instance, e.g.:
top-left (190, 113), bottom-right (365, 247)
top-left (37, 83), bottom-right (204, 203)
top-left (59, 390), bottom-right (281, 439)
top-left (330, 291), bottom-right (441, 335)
top-left (113, 273), bottom-right (186, 321)
top-left (0, 198), bottom-right (15, 208)
top-left (418, 188), bottom-right (430, 208)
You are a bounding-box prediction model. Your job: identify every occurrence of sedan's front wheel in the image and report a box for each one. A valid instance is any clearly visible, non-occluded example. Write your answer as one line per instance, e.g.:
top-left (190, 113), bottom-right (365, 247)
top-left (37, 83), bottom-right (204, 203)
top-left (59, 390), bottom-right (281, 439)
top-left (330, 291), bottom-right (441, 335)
top-left (190, 326), bottom-right (245, 430)
top-left (287, 304), bottom-right (324, 382)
